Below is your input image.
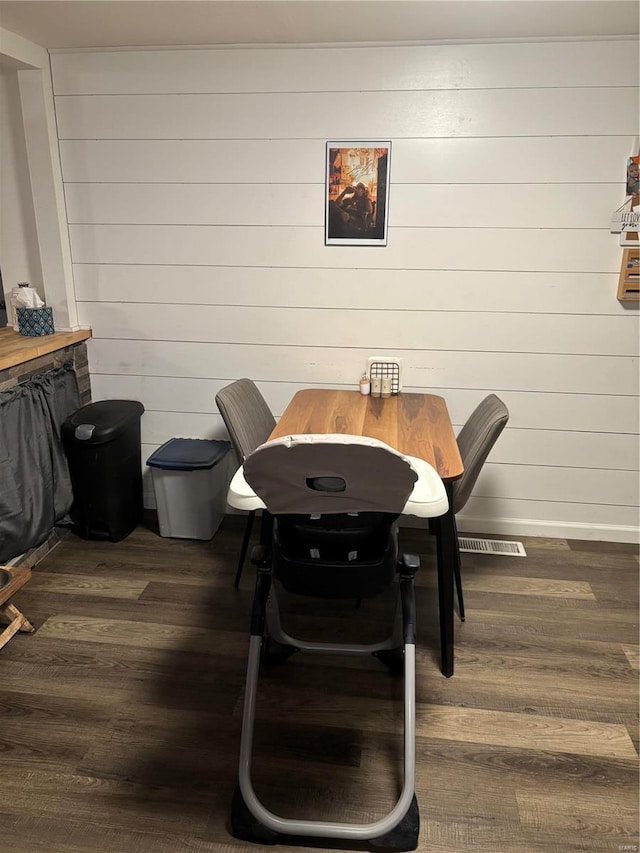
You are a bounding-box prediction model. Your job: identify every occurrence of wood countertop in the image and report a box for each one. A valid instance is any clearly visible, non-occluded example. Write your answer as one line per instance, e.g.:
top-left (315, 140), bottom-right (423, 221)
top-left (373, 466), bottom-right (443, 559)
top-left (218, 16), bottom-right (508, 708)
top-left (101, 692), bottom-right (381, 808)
top-left (0, 327), bottom-right (92, 371)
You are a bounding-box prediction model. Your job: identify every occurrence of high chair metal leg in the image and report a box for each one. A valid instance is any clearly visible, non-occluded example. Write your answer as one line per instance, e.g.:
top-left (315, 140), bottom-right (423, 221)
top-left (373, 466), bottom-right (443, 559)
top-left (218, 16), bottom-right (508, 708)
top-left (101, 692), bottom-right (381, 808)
top-left (231, 556), bottom-right (421, 850)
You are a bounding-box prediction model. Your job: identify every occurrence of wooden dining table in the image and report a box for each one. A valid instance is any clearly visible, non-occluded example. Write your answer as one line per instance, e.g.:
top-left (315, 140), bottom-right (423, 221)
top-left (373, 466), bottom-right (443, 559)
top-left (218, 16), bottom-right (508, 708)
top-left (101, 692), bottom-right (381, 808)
top-left (270, 388), bottom-right (464, 677)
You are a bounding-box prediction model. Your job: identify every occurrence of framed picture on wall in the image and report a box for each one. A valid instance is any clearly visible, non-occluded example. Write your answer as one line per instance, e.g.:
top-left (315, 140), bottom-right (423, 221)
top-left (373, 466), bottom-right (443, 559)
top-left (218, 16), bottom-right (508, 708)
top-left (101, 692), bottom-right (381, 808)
top-left (325, 142), bottom-right (391, 246)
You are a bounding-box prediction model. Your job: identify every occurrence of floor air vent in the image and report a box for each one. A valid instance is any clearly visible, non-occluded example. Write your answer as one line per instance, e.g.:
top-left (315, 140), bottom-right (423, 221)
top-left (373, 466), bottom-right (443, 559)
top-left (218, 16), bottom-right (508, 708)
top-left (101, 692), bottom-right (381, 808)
top-left (458, 537), bottom-right (527, 556)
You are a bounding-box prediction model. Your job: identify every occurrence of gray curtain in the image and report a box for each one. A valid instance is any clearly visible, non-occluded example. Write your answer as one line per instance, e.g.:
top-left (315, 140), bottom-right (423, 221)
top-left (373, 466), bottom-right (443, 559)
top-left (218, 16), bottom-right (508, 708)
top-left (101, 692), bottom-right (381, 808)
top-left (0, 363), bottom-right (80, 562)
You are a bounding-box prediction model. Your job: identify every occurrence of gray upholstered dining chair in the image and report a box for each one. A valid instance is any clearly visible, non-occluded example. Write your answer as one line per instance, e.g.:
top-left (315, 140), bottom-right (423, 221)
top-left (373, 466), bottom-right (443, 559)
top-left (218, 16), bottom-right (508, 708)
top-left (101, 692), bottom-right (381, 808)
top-left (447, 393), bottom-right (510, 621)
top-left (215, 379), bottom-right (276, 587)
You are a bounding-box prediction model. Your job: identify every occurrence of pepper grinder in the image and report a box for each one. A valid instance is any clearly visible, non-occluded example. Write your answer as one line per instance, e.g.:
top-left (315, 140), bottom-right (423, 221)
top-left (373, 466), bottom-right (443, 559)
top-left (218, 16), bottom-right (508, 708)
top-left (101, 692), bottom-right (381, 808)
top-left (371, 375), bottom-right (382, 398)
top-left (381, 376), bottom-right (392, 399)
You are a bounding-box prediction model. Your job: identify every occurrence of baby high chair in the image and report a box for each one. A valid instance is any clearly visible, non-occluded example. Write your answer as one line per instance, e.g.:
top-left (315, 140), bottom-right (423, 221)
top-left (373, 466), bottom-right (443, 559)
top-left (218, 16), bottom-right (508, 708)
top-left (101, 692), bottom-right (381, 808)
top-left (227, 434), bottom-right (448, 850)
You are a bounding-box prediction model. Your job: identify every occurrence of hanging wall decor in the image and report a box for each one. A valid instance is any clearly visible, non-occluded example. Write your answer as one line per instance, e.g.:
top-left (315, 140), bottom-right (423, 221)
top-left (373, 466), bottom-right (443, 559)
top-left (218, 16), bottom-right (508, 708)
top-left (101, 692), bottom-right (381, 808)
top-left (325, 142), bottom-right (391, 246)
top-left (611, 150), bottom-right (640, 247)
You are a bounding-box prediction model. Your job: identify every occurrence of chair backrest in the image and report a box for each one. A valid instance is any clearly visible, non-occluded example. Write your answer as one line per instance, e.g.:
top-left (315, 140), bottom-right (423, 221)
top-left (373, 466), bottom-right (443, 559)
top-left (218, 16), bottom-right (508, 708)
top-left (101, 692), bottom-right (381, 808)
top-left (243, 433), bottom-right (417, 516)
top-left (452, 394), bottom-right (509, 513)
top-left (215, 379), bottom-right (276, 464)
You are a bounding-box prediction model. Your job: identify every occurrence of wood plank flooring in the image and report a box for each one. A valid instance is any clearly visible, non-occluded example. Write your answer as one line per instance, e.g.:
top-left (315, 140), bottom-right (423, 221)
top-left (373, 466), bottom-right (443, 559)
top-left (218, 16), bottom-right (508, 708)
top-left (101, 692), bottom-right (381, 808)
top-left (1, 517), bottom-right (637, 853)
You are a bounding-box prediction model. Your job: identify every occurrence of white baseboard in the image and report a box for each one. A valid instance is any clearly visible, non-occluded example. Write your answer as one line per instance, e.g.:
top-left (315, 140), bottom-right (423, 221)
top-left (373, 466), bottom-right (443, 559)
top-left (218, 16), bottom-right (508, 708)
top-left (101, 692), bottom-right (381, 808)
top-left (458, 515), bottom-right (639, 544)
top-left (400, 513), bottom-right (640, 544)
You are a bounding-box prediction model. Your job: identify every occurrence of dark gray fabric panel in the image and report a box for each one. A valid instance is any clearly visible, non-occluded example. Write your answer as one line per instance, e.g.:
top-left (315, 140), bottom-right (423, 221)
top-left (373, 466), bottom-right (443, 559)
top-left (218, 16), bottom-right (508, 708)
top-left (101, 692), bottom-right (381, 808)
top-left (0, 379), bottom-right (54, 561)
top-left (37, 364), bottom-right (81, 520)
top-left (243, 439), bottom-right (417, 515)
top-left (0, 363), bottom-right (80, 562)
top-left (452, 393), bottom-right (509, 513)
top-left (215, 378), bottom-right (276, 464)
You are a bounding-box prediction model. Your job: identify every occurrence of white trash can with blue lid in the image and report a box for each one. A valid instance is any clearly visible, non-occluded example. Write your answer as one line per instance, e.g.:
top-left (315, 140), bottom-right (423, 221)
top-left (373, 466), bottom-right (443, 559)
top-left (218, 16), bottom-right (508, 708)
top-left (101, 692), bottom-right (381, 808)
top-left (146, 438), bottom-right (231, 539)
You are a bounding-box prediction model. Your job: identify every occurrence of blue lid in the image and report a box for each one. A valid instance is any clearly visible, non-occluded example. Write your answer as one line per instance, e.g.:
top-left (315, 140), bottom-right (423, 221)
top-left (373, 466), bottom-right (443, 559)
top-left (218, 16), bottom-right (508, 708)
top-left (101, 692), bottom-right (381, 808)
top-left (146, 438), bottom-right (230, 471)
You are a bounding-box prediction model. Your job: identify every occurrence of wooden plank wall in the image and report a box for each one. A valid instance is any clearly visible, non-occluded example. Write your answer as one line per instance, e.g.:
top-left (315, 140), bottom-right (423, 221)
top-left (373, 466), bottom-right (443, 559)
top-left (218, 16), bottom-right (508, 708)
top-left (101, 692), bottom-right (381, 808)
top-left (50, 40), bottom-right (640, 541)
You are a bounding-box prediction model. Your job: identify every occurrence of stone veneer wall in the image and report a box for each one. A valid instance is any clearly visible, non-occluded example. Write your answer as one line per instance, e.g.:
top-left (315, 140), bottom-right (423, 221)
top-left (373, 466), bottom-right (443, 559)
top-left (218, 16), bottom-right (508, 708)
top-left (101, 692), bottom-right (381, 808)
top-left (0, 341), bottom-right (91, 568)
top-left (0, 341), bottom-right (91, 402)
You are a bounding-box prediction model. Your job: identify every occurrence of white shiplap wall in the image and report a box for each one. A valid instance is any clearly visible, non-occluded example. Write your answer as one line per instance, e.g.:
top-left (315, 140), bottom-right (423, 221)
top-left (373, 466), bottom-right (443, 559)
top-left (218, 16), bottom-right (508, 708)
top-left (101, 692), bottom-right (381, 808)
top-left (0, 67), bottom-right (44, 307)
top-left (50, 40), bottom-right (640, 542)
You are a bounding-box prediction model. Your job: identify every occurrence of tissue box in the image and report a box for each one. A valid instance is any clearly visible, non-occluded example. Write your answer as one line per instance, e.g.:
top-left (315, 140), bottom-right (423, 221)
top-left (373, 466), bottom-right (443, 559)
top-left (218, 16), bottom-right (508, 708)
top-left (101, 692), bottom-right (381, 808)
top-left (17, 306), bottom-right (55, 336)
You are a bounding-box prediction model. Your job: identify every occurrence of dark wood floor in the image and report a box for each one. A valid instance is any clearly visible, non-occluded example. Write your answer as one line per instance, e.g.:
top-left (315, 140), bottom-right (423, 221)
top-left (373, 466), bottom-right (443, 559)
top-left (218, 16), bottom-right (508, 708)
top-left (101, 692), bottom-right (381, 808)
top-left (1, 517), bottom-right (638, 853)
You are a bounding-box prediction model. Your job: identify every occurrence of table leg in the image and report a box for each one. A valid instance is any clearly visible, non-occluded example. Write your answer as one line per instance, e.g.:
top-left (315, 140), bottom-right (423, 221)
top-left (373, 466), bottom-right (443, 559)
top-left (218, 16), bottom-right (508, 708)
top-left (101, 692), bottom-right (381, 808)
top-left (435, 482), bottom-right (456, 677)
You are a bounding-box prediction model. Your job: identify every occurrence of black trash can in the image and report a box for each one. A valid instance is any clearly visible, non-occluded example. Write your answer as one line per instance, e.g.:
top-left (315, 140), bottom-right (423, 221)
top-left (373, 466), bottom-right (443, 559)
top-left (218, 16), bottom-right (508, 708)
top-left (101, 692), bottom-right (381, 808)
top-left (62, 400), bottom-right (145, 542)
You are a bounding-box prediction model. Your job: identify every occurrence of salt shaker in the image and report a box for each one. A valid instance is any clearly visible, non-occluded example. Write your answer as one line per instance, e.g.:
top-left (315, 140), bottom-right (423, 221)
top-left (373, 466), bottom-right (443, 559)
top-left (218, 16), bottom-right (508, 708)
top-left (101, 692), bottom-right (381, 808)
top-left (359, 374), bottom-right (370, 395)
top-left (381, 376), bottom-right (392, 398)
top-left (371, 375), bottom-right (382, 398)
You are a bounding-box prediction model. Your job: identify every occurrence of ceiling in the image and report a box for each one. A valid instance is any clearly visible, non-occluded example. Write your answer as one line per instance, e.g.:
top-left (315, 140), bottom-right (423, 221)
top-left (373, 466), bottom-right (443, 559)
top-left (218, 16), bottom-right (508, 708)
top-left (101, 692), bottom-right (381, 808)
top-left (0, 0), bottom-right (638, 50)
